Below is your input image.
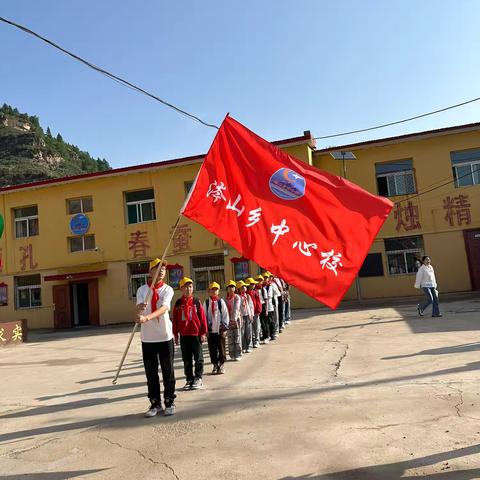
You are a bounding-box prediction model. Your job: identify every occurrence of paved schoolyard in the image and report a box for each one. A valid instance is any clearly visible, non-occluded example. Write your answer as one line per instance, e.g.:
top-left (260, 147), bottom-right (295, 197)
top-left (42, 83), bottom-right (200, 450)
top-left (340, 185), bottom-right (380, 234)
top-left (1, 294), bottom-right (480, 479)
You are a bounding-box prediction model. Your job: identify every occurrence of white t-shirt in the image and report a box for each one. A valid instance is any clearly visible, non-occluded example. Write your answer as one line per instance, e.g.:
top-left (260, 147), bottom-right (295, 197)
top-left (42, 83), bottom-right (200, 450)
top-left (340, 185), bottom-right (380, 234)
top-left (136, 283), bottom-right (174, 343)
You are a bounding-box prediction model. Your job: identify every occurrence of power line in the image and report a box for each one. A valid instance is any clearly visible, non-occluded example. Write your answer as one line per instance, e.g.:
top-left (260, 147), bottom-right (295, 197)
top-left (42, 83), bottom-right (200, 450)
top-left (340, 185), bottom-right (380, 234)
top-left (315, 96), bottom-right (480, 140)
top-left (0, 16), bottom-right (219, 130)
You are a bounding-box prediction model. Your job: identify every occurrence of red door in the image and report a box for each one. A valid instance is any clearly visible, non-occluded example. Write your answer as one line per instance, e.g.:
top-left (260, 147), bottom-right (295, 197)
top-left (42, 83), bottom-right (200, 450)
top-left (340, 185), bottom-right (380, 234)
top-left (53, 284), bottom-right (72, 329)
top-left (464, 229), bottom-right (480, 290)
top-left (88, 279), bottom-right (100, 326)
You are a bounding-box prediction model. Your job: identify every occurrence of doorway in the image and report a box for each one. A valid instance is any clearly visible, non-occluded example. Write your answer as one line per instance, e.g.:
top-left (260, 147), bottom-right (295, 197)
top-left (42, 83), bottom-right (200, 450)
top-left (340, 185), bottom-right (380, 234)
top-left (464, 229), bottom-right (480, 290)
top-left (71, 282), bottom-right (90, 326)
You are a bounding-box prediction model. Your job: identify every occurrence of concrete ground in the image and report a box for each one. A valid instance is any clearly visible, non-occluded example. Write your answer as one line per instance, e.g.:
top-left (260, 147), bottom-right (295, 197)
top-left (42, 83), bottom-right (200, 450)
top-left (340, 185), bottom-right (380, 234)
top-left (1, 295), bottom-right (480, 479)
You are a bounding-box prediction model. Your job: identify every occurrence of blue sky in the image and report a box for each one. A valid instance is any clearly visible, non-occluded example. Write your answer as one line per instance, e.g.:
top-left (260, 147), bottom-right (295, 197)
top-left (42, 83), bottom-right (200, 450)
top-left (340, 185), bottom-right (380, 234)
top-left (1, 1), bottom-right (479, 168)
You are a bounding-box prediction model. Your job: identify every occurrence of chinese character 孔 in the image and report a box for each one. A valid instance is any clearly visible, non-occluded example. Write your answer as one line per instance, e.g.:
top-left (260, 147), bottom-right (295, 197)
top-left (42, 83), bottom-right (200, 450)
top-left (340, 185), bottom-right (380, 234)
top-left (11, 324), bottom-right (22, 341)
top-left (226, 194), bottom-right (245, 217)
top-left (320, 249), bottom-right (343, 276)
top-left (128, 231), bottom-right (150, 258)
top-left (206, 180), bottom-right (227, 203)
top-left (271, 219), bottom-right (290, 245)
top-left (246, 207), bottom-right (262, 227)
top-left (443, 194), bottom-right (471, 226)
top-left (293, 241), bottom-right (318, 257)
top-left (394, 201), bottom-right (421, 232)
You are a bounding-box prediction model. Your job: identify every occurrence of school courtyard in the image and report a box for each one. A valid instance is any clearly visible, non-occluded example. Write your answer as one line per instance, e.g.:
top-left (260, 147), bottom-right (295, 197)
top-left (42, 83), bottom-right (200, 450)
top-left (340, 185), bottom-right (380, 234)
top-left (1, 294), bottom-right (480, 479)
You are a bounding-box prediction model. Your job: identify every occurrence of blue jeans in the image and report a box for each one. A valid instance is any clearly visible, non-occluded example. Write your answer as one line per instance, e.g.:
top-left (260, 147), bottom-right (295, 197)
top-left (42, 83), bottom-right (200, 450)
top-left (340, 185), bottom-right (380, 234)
top-left (420, 287), bottom-right (441, 316)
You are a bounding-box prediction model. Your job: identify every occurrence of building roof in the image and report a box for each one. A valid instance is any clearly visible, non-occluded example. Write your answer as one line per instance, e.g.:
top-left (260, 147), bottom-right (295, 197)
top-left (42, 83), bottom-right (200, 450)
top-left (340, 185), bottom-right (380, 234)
top-left (0, 131), bottom-right (314, 194)
top-left (315, 121), bottom-right (480, 155)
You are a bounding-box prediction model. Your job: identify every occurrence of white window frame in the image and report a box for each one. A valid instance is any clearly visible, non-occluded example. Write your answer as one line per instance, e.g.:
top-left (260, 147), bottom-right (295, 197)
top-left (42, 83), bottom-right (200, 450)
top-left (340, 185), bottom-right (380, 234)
top-left (69, 234), bottom-right (95, 253)
top-left (453, 160), bottom-right (480, 187)
top-left (67, 197), bottom-right (93, 214)
top-left (376, 170), bottom-right (416, 196)
top-left (14, 210), bottom-right (39, 238)
top-left (15, 282), bottom-right (41, 309)
top-left (126, 198), bottom-right (156, 224)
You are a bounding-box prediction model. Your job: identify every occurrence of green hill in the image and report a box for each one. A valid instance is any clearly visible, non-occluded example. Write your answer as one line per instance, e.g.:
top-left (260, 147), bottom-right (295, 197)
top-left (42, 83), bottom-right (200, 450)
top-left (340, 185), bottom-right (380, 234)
top-left (0, 104), bottom-right (111, 188)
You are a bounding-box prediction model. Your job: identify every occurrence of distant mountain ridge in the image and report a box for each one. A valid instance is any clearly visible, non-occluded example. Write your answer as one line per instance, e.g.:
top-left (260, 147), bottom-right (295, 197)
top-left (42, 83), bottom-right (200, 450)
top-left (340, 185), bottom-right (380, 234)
top-left (0, 104), bottom-right (111, 188)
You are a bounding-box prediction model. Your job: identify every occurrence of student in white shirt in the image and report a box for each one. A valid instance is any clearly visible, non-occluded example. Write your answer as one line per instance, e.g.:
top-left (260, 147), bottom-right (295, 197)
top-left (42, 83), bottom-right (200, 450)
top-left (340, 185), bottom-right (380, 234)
top-left (136, 258), bottom-right (176, 417)
top-left (204, 282), bottom-right (229, 374)
top-left (414, 255), bottom-right (442, 317)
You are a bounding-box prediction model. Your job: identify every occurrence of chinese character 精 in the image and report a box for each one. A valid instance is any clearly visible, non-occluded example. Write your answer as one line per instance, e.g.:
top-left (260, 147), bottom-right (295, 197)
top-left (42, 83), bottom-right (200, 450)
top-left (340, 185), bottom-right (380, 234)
top-left (443, 194), bottom-right (471, 226)
top-left (320, 249), bottom-right (343, 276)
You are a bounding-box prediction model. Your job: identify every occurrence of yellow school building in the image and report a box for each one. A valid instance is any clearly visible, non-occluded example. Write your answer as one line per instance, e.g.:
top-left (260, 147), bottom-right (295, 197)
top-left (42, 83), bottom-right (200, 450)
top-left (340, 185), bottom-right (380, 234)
top-left (0, 123), bottom-right (479, 329)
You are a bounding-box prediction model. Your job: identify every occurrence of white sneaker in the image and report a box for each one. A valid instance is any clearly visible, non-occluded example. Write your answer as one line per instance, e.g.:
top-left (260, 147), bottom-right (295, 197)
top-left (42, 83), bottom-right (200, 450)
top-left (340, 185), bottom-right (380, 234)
top-left (164, 404), bottom-right (176, 416)
top-left (191, 378), bottom-right (203, 390)
top-left (144, 405), bottom-right (161, 418)
top-left (234, 356), bottom-right (242, 361)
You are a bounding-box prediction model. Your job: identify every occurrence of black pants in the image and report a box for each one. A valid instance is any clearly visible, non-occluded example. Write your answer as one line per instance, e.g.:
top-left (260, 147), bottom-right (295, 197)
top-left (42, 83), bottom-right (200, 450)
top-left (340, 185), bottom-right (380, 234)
top-left (267, 311), bottom-right (276, 339)
top-left (207, 332), bottom-right (226, 366)
top-left (276, 296), bottom-right (284, 330)
top-left (260, 305), bottom-right (269, 340)
top-left (180, 335), bottom-right (204, 382)
top-left (142, 340), bottom-right (176, 407)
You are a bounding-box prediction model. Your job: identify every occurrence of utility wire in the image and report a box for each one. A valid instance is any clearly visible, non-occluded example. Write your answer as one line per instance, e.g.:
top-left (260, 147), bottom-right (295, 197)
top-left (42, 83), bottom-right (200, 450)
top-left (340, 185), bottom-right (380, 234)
top-left (0, 16), bottom-right (219, 130)
top-left (314, 96), bottom-right (480, 140)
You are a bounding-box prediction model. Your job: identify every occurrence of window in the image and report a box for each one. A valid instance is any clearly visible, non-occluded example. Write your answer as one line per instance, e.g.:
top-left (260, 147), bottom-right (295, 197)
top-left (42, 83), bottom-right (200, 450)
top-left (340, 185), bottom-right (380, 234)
top-left (128, 262), bottom-right (149, 297)
top-left (15, 274), bottom-right (41, 309)
top-left (14, 206), bottom-right (39, 238)
top-left (451, 149), bottom-right (480, 188)
top-left (191, 254), bottom-right (225, 291)
top-left (69, 234), bottom-right (95, 253)
top-left (184, 181), bottom-right (194, 198)
top-left (233, 260), bottom-right (250, 281)
top-left (384, 236), bottom-right (423, 275)
top-left (376, 160), bottom-right (416, 196)
top-left (67, 197), bottom-right (93, 214)
top-left (125, 189), bottom-right (156, 224)
top-left (0, 282), bottom-right (7, 306)
top-left (359, 253), bottom-right (384, 278)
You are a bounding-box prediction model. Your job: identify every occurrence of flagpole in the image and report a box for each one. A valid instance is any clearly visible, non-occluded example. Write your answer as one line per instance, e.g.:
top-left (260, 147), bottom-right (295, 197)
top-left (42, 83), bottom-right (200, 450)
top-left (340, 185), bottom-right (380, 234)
top-left (112, 214), bottom-right (182, 384)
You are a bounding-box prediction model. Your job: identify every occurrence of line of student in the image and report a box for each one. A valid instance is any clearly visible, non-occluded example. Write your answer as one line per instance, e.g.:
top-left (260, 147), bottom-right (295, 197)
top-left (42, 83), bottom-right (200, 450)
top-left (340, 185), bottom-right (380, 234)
top-left (135, 258), bottom-right (291, 418)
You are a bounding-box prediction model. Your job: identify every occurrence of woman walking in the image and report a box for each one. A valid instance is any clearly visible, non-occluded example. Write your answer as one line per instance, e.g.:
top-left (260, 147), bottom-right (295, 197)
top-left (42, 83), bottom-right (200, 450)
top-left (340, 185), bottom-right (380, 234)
top-left (415, 256), bottom-right (442, 318)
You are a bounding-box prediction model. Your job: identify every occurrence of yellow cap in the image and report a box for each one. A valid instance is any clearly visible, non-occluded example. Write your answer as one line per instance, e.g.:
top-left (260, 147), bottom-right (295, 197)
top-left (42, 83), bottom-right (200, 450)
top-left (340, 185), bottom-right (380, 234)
top-left (266, 271), bottom-right (273, 277)
top-left (226, 280), bottom-right (237, 288)
top-left (208, 281), bottom-right (220, 290)
top-left (256, 275), bottom-right (264, 281)
top-left (149, 258), bottom-right (167, 270)
top-left (179, 277), bottom-right (193, 288)
top-left (245, 277), bottom-right (258, 285)
top-left (236, 280), bottom-right (247, 289)
top-left (262, 272), bottom-right (271, 278)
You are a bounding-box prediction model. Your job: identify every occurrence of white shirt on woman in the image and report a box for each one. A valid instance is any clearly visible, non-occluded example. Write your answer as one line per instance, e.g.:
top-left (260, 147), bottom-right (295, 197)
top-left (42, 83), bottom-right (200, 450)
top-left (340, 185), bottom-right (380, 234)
top-left (414, 265), bottom-right (437, 289)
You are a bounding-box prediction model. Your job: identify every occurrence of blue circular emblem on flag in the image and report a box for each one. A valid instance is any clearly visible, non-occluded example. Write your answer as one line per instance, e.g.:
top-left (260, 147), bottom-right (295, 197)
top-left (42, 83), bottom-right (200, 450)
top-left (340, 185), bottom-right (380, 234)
top-left (70, 213), bottom-right (90, 235)
top-left (269, 168), bottom-right (306, 200)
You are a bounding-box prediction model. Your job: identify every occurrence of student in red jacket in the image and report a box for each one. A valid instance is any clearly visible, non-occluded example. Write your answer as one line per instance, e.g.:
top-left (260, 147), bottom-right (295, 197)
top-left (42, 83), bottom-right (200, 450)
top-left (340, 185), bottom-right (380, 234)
top-left (173, 277), bottom-right (207, 391)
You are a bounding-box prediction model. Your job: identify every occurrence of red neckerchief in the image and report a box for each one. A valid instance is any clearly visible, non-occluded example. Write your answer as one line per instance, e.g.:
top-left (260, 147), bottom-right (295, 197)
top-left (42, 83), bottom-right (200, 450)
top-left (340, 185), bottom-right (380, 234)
top-left (226, 292), bottom-right (234, 314)
top-left (181, 295), bottom-right (194, 322)
top-left (240, 291), bottom-right (248, 310)
top-left (147, 279), bottom-right (164, 313)
top-left (209, 295), bottom-right (219, 316)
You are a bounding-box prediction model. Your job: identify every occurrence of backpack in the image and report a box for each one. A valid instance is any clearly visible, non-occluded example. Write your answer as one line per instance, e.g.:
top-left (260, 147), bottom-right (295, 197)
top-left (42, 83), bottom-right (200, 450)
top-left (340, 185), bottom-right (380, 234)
top-left (175, 297), bottom-right (202, 319)
top-left (205, 298), bottom-right (223, 315)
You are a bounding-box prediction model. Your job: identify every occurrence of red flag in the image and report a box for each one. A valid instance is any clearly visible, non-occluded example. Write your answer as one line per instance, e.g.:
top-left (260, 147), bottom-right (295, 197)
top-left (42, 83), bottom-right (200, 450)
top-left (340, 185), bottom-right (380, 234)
top-left (182, 116), bottom-right (393, 309)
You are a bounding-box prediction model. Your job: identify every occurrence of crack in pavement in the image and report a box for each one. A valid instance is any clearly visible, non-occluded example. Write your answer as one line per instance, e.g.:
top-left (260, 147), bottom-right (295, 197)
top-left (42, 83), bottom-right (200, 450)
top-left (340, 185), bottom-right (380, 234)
top-left (97, 429), bottom-right (180, 480)
top-left (446, 385), bottom-right (464, 417)
top-left (0, 436), bottom-right (60, 458)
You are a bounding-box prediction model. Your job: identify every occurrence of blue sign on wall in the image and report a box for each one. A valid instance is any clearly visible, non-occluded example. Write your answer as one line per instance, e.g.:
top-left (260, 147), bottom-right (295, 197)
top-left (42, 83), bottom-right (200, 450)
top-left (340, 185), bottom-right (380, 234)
top-left (70, 214), bottom-right (90, 235)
